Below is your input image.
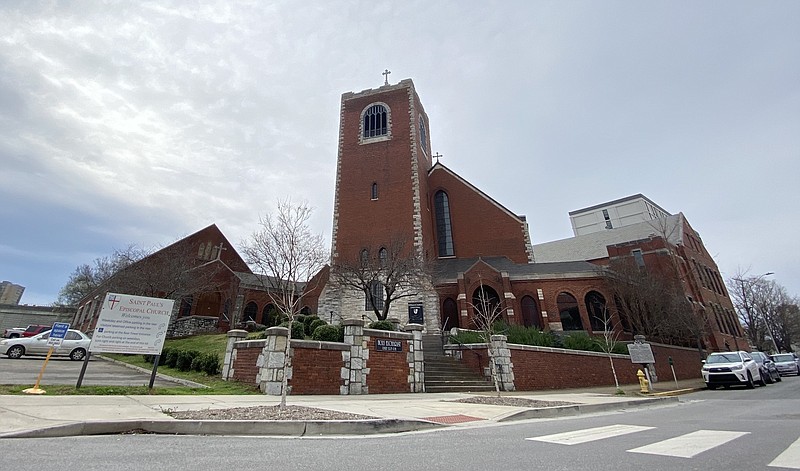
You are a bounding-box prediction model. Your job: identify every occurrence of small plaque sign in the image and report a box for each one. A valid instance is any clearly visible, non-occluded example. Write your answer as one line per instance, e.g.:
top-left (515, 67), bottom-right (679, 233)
top-left (627, 343), bottom-right (656, 364)
top-left (408, 303), bottom-right (424, 324)
top-left (376, 338), bottom-right (403, 352)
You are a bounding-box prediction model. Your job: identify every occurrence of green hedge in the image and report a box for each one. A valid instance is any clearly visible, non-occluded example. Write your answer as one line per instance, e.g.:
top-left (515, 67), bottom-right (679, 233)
top-left (142, 348), bottom-right (220, 376)
top-left (367, 320), bottom-right (395, 331)
top-left (450, 325), bottom-right (628, 355)
top-left (312, 325), bottom-right (344, 342)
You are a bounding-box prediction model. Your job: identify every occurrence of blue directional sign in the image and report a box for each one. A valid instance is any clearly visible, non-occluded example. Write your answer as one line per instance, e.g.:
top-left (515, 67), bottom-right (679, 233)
top-left (47, 322), bottom-right (70, 347)
top-left (50, 322), bottom-right (70, 339)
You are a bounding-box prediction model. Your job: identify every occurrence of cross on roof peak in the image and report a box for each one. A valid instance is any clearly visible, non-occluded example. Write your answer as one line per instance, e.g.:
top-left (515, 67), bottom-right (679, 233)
top-left (382, 69), bottom-right (391, 86)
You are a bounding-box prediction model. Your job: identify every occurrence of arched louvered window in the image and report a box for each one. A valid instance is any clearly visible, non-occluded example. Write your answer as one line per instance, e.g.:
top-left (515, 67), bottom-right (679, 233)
top-left (363, 104), bottom-right (388, 138)
top-left (434, 191), bottom-right (454, 257)
top-left (419, 116), bottom-right (427, 152)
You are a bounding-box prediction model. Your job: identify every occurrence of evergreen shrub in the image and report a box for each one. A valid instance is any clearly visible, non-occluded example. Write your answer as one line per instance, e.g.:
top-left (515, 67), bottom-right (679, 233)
top-left (312, 325), bottom-right (344, 342)
top-left (368, 320), bottom-right (395, 331)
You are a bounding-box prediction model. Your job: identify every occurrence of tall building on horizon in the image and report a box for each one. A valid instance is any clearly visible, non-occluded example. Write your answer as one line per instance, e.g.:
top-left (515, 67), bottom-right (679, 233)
top-left (0, 281), bottom-right (25, 305)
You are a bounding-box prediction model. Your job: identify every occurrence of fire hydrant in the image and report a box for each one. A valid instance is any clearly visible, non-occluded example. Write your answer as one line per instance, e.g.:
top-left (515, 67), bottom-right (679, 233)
top-left (637, 369), bottom-right (650, 393)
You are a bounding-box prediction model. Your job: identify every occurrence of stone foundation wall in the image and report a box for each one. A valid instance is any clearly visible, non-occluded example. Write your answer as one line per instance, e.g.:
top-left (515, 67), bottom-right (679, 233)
top-left (168, 315), bottom-right (219, 338)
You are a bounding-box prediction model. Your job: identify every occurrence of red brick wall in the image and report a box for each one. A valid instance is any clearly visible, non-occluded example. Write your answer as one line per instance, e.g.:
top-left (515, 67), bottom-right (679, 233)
top-left (289, 347), bottom-right (344, 395)
top-left (231, 343), bottom-right (261, 384)
top-left (649, 343), bottom-right (704, 381)
top-left (365, 337), bottom-right (411, 394)
top-left (448, 342), bottom-right (703, 391)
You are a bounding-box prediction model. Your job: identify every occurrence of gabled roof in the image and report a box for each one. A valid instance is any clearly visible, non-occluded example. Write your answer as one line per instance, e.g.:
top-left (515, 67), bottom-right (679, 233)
top-left (235, 272), bottom-right (306, 293)
top-left (428, 162), bottom-right (526, 223)
top-left (434, 256), bottom-right (603, 283)
top-left (533, 213), bottom-right (686, 263)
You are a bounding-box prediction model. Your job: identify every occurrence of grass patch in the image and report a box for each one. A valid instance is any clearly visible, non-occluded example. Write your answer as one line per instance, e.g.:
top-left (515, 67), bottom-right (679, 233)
top-left (0, 334), bottom-right (262, 395)
top-left (0, 382), bottom-right (258, 395)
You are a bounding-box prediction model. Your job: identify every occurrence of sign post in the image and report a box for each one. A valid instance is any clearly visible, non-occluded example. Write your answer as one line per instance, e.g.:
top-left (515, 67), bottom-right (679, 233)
top-left (77, 293), bottom-right (174, 389)
top-left (627, 336), bottom-right (656, 392)
top-left (23, 322), bottom-right (70, 395)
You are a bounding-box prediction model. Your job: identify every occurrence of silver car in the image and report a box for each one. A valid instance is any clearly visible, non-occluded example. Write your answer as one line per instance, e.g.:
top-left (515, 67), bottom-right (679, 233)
top-left (771, 353), bottom-right (800, 376)
top-left (0, 329), bottom-right (90, 361)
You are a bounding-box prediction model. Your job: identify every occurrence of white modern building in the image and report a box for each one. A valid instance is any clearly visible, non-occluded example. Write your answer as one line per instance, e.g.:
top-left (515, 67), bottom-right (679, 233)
top-left (568, 194), bottom-right (671, 236)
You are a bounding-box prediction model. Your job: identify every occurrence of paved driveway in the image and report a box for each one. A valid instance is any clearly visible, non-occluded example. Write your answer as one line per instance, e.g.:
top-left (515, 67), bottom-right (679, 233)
top-left (0, 355), bottom-right (183, 388)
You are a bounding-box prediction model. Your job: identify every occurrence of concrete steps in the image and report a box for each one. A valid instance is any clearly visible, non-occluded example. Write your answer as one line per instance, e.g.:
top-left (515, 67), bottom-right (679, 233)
top-left (423, 335), bottom-right (494, 393)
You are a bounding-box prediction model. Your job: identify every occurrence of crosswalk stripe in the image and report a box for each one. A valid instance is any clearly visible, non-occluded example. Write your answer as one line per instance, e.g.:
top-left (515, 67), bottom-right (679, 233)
top-left (627, 430), bottom-right (749, 458)
top-left (769, 436), bottom-right (800, 469)
top-left (526, 424), bottom-right (655, 445)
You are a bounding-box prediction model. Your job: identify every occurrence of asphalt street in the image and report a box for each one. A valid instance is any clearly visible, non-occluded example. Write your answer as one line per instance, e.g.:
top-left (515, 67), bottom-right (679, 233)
top-left (0, 354), bottom-right (182, 388)
top-left (1, 376), bottom-right (797, 470)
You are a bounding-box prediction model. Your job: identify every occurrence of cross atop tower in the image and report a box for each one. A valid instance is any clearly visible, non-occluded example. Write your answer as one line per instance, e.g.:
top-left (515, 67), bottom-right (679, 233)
top-left (382, 69), bottom-right (391, 86)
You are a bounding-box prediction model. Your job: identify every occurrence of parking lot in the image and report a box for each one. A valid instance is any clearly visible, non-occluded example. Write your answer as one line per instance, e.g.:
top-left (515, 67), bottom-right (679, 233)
top-left (0, 355), bottom-right (184, 388)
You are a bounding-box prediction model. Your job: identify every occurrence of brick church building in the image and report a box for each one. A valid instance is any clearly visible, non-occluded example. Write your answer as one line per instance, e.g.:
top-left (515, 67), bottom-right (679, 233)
top-left (309, 79), bottom-right (617, 337)
top-left (308, 78), bottom-right (747, 352)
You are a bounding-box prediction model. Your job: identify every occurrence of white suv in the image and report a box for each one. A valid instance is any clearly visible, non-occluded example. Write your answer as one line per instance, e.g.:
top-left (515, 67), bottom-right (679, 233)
top-left (702, 351), bottom-right (764, 389)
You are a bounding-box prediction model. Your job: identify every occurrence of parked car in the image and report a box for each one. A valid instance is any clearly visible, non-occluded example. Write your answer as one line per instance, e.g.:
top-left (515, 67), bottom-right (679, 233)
top-left (1, 327), bottom-right (26, 339)
top-left (0, 329), bottom-right (90, 361)
top-left (770, 353), bottom-right (800, 376)
top-left (21, 324), bottom-right (52, 337)
top-left (702, 351), bottom-right (764, 389)
top-left (750, 351), bottom-right (781, 384)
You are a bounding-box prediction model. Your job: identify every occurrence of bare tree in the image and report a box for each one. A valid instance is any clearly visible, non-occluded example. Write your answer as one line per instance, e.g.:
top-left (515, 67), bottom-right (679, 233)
top-left (468, 276), bottom-right (506, 396)
top-left (58, 245), bottom-right (149, 306)
top-left (241, 199), bottom-right (328, 408)
top-left (592, 306), bottom-right (623, 392)
top-left (729, 272), bottom-right (795, 353)
top-left (331, 235), bottom-right (431, 321)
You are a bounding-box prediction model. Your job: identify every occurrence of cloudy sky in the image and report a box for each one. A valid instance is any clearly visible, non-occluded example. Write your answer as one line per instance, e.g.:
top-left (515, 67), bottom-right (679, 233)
top-left (1, 1), bottom-right (798, 306)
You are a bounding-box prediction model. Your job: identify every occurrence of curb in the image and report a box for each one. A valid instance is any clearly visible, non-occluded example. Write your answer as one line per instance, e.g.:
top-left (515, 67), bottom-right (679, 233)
top-left (0, 395), bottom-right (683, 439)
top-left (0, 418), bottom-right (442, 439)
top-left (649, 387), bottom-right (706, 397)
top-left (497, 396), bottom-right (679, 422)
top-left (96, 355), bottom-right (210, 389)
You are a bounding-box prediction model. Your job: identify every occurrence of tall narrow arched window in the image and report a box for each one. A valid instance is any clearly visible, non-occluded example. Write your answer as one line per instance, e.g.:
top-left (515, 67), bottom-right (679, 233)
top-left (363, 104), bottom-right (387, 138)
top-left (419, 116), bottom-right (427, 153)
top-left (379, 247), bottom-right (388, 267)
top-left (360, 249), bottom-right (369, 266)
top-left (434, 190), bottom-right (454, 257)
top-left (371, 182), bottom-right (378, 200)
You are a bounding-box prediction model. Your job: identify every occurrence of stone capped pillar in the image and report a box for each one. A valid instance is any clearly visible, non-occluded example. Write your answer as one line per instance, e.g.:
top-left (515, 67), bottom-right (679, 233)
top-left (258, 326), bottom-right (290, 396)
top-left (404, 323), bottom-right (425, 392)
top-left (490, 334), bottom-right (515, 391)
top-left (342, 319), bottom-right (366, 395)
top-left (222, 329), bottom-right (248, 381)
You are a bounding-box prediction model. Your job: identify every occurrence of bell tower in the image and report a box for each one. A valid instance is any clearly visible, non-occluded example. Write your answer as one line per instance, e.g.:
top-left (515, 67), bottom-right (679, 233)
top-left (321, 78), bottom-right (440, 331)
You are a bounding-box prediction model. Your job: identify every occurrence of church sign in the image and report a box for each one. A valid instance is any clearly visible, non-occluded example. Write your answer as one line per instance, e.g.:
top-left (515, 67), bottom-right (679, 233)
top-left (408, 303), bottom-right (424, 324)
top-left (375, 338), bottom-right (403, 353)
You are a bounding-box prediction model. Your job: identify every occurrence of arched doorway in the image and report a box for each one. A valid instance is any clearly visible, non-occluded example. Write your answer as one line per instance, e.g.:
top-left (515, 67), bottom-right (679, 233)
top-left (442, 298), bottom-right (459, 331)
top-left (585, 291), bottom-right (608, 333)
top-left (520, 295), bottom-right (541, 329)
top-left (472, 285), bottom-right (501, 328)
top-left (557, 292), bottom-right (583, 331)
top-left (242, 301), bottom-right (258, 323)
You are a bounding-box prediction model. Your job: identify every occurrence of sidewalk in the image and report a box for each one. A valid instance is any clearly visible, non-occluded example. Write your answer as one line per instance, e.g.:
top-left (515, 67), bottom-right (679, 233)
top-left (0, 378), bottom-right (706, 439)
